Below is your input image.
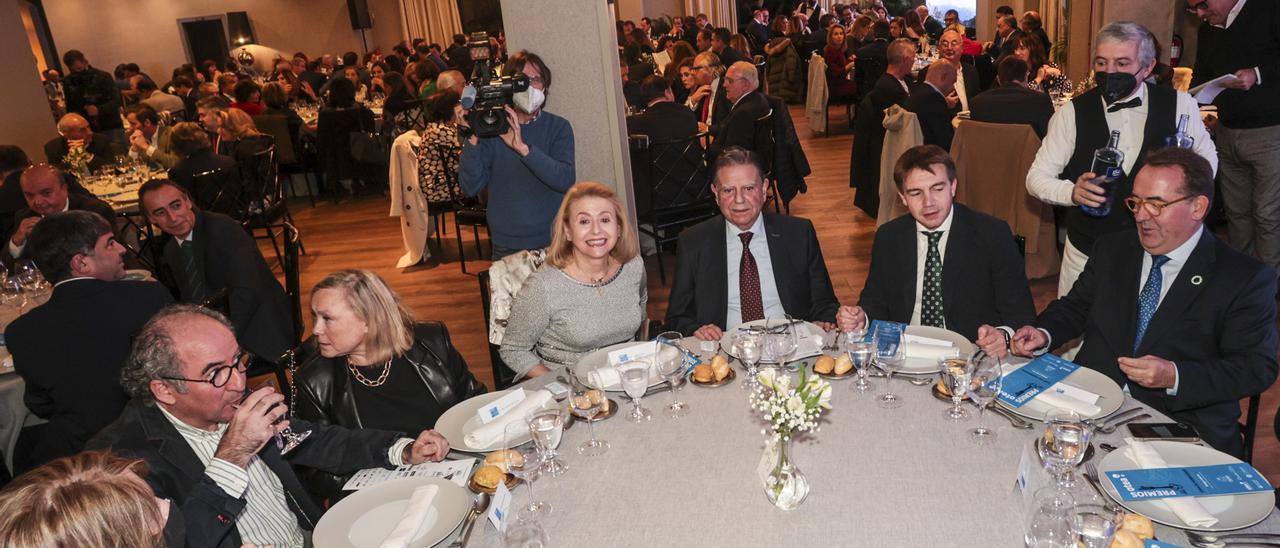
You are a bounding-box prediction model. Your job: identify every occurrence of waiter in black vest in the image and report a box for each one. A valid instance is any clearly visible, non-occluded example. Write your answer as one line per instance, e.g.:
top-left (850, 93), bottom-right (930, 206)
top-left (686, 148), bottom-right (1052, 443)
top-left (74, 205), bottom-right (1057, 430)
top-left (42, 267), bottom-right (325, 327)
top-left (1026, 21), bottom-right (1217, 299)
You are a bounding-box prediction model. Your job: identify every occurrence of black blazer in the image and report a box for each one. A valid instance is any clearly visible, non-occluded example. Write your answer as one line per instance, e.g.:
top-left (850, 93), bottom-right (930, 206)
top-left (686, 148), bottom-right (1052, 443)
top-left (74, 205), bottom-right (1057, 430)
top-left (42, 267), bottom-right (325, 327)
top-left (1035, 230), bottom-right (1279, 457)
top-left (858, 204), bottom-right (1035, 341)
top-left (708, 91), bottom-right (770, 161)
top-left (43, 134), bottom-right (119, 173)
top-left (88, 402), bottom-right (402, 548)
top-left (626, 101), bottom-right (708, 209)
top-left (161, 211), bottom-right (294, 360)
top-left (6, 279), bottom-right (171, 468)
top-left (665, 213), bottom-right (840, 335)
top-left (906, 83), bottom-right (955, 150)
top-left (850, 73), bottom-right (913, 216)
top-left (717, 46), bottom-right (749, 67)
top-left (970, 82), bottom-right (1055, 138)
top-left (292, 321), bottom-right (486, 500)
top-left (4, 193), bottom-right (118, 267)
top-left (920, 61), bottom-right (982, 112)
top-left (696, 78), bottom-right (732, 127)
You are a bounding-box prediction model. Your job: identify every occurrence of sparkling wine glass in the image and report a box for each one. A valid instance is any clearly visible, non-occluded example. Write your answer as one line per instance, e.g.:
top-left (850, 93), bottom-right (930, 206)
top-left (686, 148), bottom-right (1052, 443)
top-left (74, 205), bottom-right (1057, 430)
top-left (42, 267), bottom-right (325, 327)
top-left (872, 324), bottom-right (905, 409)
top-left (570, 386), bottom-right (609, 455)
top-left (527, 406), bottom-right (567, 477)
top-left (732, 329), bottom-right (763, 391)
top-left (965, 351), bottom-right (1003, 445)
top-left (1041, 408), bottom-right (1092, 489)
top-left (842, 331), bottom-right (874, 393)
top-left (620, 360), bottom-right (652, 423)
top-left (503, 424), bottom-right (550, 519)
top-left (938, 357), bottom-right (970, 420)
top-left (655, 331), bottom-right (689, 418)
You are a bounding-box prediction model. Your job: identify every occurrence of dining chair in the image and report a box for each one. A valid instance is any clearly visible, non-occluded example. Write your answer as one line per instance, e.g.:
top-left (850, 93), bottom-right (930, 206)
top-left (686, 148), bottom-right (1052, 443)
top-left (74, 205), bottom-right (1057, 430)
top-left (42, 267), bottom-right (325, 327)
top-left (478, 270), bottom-right (517, 390)
top-left (626, 133), bottom-right (716, 285)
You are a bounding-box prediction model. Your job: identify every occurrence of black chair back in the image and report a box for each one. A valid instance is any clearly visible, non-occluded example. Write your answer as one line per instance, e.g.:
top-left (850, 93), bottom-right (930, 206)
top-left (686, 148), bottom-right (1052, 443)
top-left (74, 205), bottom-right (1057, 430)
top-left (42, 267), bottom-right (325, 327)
top-left (282, 223), bottom-right (303, 344)
top-left (752, 109), bottom-right (776, 179)
top-left (189, 166), bottom-right (242, 217)
top-left (477, 270), bottom-right (517, 390)
top-left (1242, 394), bottom-right (1262, 463)
top-left (627, 133), bottom-right (717, 283)
top-left (254, 114), bottom-right (298, 166)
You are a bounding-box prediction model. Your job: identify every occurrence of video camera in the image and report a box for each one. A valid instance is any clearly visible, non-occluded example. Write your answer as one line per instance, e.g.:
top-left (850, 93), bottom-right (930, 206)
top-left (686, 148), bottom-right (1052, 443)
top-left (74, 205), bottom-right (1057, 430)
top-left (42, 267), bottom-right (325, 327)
top-left (462, 31), bottom-right (528, 138)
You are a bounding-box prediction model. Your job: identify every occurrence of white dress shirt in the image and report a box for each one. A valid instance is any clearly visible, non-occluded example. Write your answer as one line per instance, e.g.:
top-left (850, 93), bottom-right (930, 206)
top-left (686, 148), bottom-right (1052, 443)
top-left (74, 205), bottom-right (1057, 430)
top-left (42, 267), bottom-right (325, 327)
top-left (954, 66), bottom-right (971, 112)
top-left (1136, 225), bottom-right (1203, 395)
top-left (910, 207), bottom-right (954, 326)
top-left (1026, 84), bottom-right (1218, 207)
top-left (725, 214), bottom-right (785, 330)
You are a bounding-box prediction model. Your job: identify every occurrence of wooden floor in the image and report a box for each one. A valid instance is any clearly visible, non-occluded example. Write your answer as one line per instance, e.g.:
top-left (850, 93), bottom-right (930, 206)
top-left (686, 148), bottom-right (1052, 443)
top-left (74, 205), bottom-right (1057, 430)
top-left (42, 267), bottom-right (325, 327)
top-left (278, 105), bottom-right (1279, 482)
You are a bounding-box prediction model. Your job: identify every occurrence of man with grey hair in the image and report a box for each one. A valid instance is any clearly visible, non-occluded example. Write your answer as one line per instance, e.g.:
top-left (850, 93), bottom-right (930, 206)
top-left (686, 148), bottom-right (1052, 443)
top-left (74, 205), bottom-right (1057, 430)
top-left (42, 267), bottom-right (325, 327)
top-left (707, 61), bottom-right (769, 161)
top-left (1026, 21), bottom-right (1217, 300)
top-left (90, 304), bottom-right (452, 548)
top-left (686, 51), bottom-right (728, 128)
top-left (435, 69), bottom-right (465, 95)
top-left (43, 112), bottom-right (119, 173)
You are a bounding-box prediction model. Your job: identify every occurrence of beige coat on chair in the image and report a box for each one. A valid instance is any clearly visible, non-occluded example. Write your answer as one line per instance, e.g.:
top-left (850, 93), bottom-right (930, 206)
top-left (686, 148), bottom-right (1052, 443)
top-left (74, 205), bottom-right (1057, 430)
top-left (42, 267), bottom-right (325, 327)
top-left (877, 105), bottom-right (923, 225)
top-left (389, 130), bottom-right (432, 268)
top-left (805, 52), bottom-right (829, 135)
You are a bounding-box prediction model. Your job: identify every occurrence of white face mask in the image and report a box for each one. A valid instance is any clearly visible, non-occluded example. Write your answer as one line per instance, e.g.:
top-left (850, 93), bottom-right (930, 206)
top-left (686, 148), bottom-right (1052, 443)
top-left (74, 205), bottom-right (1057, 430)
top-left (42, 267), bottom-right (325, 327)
top-left (513, 86), bottom-right (545, 114)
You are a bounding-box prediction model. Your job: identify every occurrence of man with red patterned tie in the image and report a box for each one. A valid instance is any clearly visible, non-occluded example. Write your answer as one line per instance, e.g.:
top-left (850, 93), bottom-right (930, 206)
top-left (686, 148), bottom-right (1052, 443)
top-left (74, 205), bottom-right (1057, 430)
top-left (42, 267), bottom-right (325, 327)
top-left (664, 146), bottom-right (852, 340)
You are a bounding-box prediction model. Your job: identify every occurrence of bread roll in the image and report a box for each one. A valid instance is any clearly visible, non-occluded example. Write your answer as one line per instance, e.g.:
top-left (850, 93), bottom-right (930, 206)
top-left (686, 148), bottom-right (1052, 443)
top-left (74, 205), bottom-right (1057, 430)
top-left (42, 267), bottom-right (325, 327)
top-left (693, 364), bottom-right (714, 383)
top-left (834, 354), bottom-right (853, 375)
top-left (1120, 514), bottom-right (1154, 540)
top-left (474, 465), bottom-right (505, 489)
top-left (1109, 530), bottom-right (1141, 548)
top-left (814, 355), bottom-right (835, 374)
top-left (711, 355), bottom-right (730, 381)
top-left (484, 449), bottom-right (520, 473)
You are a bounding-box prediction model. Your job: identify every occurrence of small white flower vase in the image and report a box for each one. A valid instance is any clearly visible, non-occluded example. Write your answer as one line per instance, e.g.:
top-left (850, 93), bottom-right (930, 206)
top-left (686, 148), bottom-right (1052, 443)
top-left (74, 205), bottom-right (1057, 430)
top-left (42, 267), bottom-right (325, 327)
top-left (761, 435), bottom-right (809, 510)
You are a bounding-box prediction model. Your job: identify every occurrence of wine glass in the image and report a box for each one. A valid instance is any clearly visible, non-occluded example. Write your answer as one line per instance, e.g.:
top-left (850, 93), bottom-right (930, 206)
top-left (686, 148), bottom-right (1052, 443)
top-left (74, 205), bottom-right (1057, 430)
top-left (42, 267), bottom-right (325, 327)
top-left (503, 516), bottom-right (549, 547)
top-left (527, 407), bottom-right (567, 477)
top-left (619, 360), bottom-right (652, 423)
top-left (1070, 503), bottom-right (1123, 548)
top-left (842, 331), bottom-right (874, 393)
top-left (938, 357), bottom-right (970, 420)
top-left (965, 351), bottom-right (1003, 445)
top-left (1025, 487), bottom-right (1076, 548)
top-left (570, 386), bottom-right (609, 455)
top-left (14, 260), bottom-right (45, 293)
top-left (872, 323), bottom-right (905, 409)
top-left (655, 331), bottom-right (689, 418)
top-left (763, 317), bottom-right (798, 371)
top-left (0, 277), bottom-right (24, 314)
top-left (732, 329), bottom-right (763, 391)
top-left (502, 424), bottom-right (550, 519)
top-left (1041, 408), bottom-right (1092, 489)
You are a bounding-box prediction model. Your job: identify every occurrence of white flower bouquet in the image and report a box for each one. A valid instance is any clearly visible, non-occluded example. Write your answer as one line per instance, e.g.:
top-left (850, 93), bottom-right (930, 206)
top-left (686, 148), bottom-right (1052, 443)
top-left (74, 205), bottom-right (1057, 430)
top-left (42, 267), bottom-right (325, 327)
top-left (750, 368), bottom-right (832, 442)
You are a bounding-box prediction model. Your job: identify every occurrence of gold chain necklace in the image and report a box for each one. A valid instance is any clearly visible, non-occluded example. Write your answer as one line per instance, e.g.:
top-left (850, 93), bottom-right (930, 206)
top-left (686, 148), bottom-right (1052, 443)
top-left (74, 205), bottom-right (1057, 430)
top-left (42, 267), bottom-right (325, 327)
top-left (348, 357), bottom-right (392, 387)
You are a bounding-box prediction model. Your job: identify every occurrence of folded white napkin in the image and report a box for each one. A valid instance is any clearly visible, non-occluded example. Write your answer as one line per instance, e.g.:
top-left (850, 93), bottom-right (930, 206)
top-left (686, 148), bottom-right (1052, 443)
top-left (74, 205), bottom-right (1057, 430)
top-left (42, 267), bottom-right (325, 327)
top-left (379, 484), bottom-right (439, 548)
top-left (903, 334), bottom-right (954, 347)
top-left (463, 390), bottom-right (553, 448)
top-left (1035, 383), bottom-right (1102, 417)
top-left (1121, 438), bottom-right (1219, 528)
top-left (903, 341), bottom-right (960, 361)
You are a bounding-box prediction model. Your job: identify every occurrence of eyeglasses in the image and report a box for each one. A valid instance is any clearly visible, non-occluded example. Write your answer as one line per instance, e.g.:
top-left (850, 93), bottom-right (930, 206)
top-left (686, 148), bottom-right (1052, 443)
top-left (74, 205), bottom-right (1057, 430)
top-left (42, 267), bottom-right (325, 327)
top-left (161, 351), bottom-right (254, 388)
top-left (1186, 1), bottom-right (1208, 14)
top-left (692, 64), bottom-right (713, 71)
top-left (1122, 194), bottom-right (1195, 216)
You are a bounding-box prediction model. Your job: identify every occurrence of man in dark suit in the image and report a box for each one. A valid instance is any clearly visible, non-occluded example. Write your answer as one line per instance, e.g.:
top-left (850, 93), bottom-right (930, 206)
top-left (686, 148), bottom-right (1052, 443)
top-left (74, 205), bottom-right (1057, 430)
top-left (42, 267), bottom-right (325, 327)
top-left (6, 211), bottom-right (171, 471)
top-left (907, 59), bottom-right (958, 150)
top-left (712, 27), bottom-right (748, 66)
top-left (88, 305), bottom-right (451, 548)
top-left (707, 61), bottom-right (771, 161)
top-left (920, 29), bottom-right (982, 114)
top-left (853, 21), bottom-right (892, 94)
top-left (164, 122), bottom-right (241, 214)
top-left (4, 164), bottom-right (116, 267)
top-left (138, 179), bottom-right (293, 361)
top-left (688, 52), bottom-right (732, 129)
top-left (44, 113), bottom-right (119, 173)
top-left (745, 9), bottom-right (772, 55)
top-left (970, 56), bottom-right (1055, 138)
top-left (917, 5), bottom-right (944, 43)
top-left (839, 145), bottom-right (1034, 341)
top-left (626, 76), bottom-right (707, 208)
top-left (851, 38), bottom-right (917, 217)
top-left (666, 146), bottom-right (852, 340)
top-left (61, 49), bottom-right (125, 150)
top-left (986, 15), bottom-right (1023, 59)
top-left (983, 149), bottom-right (1278, 457)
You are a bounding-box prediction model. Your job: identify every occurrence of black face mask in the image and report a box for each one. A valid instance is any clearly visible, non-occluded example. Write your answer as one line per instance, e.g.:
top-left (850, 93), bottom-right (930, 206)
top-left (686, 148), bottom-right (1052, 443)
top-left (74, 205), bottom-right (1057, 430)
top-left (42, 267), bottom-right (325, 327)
top-left (1096, 71), bottom-right (1138, 104)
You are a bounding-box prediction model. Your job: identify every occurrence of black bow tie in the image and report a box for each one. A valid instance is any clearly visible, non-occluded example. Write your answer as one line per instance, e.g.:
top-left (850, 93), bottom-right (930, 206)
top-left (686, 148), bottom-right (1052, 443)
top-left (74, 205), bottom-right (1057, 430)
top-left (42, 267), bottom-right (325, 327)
top-left (1107, 98), bottom-right (1142, 113)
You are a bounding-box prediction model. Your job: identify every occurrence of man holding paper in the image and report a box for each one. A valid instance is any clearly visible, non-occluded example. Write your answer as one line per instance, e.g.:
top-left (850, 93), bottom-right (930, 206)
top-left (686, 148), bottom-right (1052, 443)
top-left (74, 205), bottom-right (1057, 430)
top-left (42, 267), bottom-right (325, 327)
top-left (1189, 0), bottom-right (1280, 279)
top-left (981, 148), bottom-right (1278, 457)
top-left (838, 145), bottom-right (1036, 342)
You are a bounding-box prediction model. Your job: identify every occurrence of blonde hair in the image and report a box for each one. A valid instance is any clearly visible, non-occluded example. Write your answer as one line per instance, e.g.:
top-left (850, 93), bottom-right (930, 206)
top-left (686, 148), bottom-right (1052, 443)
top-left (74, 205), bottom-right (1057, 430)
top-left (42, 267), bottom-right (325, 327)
top-left (312, 269), bottom-right (415, 364)
top-left (0, 451), bottom-right (164, 548)
top-left (546, 182), bottom-right (638, 269)
top-left (218, 108), bottom-right (261, 139)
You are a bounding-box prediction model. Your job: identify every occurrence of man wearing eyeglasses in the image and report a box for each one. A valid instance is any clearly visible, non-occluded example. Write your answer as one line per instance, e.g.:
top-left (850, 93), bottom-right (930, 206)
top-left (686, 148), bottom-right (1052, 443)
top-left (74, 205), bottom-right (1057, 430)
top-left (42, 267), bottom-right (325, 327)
top-left (90, 305), bottom-right (451, 548)
top-left (5, 211), bottom-right (171, 472)
top-left (1188, 0), bottom-right (1280, 287)
top-left (980, 148), bottom-right (1278, 458)
top-left (685, 51), bottom-right (729, 129)
top-left (918, 29), bottom-right (979, 114)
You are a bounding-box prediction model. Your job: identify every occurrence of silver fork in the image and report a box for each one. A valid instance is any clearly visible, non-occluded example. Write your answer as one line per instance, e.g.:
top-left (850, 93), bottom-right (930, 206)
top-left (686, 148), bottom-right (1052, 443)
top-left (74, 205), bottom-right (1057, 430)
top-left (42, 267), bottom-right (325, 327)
top-left (1187, 531), bottom-right (1280, 548)
top-left (1096, 413), bottom-right (1151, 434)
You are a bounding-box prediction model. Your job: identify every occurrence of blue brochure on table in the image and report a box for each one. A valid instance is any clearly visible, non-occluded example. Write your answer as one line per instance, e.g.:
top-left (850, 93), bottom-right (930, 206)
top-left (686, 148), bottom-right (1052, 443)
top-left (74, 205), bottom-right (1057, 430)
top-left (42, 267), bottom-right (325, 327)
top-left (996, 353), bottom-right (1079, 408)
top-left (1105, 462), bottom-right (1273, 502)
top-left (1145, 541), bottom-right (1182, 548)
top-left (861, 320), bottom-right (905, 355)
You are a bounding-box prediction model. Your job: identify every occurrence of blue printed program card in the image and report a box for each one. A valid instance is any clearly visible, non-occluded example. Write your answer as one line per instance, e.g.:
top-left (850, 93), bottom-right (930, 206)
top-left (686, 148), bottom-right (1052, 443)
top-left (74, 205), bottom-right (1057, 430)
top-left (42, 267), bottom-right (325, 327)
top-left (1105, 463), bottom-right (1273, 502)
top-left (1145, 541), bottom-right (1183, 548)
top-left (861, 320), bottom-right (905, 355)
top-left (997, 353), bottom-right (1079, 408)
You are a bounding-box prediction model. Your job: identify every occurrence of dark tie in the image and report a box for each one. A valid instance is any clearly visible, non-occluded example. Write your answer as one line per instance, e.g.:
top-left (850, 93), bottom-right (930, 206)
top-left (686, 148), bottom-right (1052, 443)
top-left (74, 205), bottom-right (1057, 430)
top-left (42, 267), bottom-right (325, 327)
top-left (701, 96), bottom-right (711, 124)
top-left (178, 240), bottom-right (208, 302)
top-left (1107, 98), bottom-right (1142, 113)
top-left (738, 232), bottom-right (764, 323)
top-left (921, 231), bottom-right (945, 328)
top-left (1133, 255), bottom-right (1170, 354)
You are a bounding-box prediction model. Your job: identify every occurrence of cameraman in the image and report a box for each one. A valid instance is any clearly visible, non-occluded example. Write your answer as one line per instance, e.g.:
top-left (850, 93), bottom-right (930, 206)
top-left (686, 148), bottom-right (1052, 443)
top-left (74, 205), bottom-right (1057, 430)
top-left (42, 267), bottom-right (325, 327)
top-left (459, 50), bottom-right (576, 260)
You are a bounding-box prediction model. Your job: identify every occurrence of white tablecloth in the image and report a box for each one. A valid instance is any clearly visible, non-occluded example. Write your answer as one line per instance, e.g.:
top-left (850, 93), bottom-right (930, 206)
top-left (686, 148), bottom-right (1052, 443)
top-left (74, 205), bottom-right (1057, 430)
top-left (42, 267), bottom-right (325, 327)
top-left (0, 371), bottom-right (40, 473)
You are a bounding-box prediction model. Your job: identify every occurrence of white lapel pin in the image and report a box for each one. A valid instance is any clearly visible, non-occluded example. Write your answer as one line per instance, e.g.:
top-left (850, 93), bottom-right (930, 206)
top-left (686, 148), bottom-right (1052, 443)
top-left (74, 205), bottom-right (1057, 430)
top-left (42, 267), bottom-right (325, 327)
top-left (1191, 275), bottom-right (1203, 286)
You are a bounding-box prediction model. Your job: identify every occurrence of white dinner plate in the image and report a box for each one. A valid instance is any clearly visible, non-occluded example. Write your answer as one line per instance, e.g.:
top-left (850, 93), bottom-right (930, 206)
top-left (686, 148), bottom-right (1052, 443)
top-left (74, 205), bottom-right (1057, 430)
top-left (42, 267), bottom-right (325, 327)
top-left (718, 319), bottom-right (827, 365)
top-left (995, 360), bottom-right (1124, 422)
top-left (435, 390), bottom-right (540, 452)
top-left (898, 325), bottom-right (974, 375)
top-left (313, 476), bottom-right (470, 548)
top-left (572, 341), bottom-right (664, 392)
top-left (1096, 440), bottom-right (1276, 532)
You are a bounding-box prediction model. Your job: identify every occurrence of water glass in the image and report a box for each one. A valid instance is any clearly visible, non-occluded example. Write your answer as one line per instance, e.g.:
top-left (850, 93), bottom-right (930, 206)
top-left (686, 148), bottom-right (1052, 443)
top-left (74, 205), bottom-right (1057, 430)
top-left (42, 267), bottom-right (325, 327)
top-left (571, 386), bottom-right (610, 455)
top-left (1025, 487), bottom-right (1076, 548)
top-left (732, 329), bottom-right (763, 391)
top-left (1042, 408), bottom-right (1092, 488)
top-left (503, 517), bottom-right (549, 547)
top-left (763, 317), bottom-right (798, 370)
top-left (966, 351), bottom-right (1003, 445)
top-left (527, 407), bottom-right (567, 477)
top-left (842, 331), bottom-right (874, 392)
top-left (502, 424), bottom-right (550, 519)
top-left (1070, 504), bottom-right (1122, 548)
top-left (938, 357), bottom-right (970, 420)
top-left (655, 332), bottom-right (689, 418)
top-left (872, 324), bottom-right (905, 409)
top-left (619, 360), bottom-right (652, 423)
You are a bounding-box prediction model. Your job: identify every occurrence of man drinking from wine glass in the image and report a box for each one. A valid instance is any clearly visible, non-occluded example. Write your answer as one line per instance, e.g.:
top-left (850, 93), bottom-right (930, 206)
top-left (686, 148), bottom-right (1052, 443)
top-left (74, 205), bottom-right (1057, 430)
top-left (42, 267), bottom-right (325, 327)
top-left (89, 304), bottom-right (450, 548)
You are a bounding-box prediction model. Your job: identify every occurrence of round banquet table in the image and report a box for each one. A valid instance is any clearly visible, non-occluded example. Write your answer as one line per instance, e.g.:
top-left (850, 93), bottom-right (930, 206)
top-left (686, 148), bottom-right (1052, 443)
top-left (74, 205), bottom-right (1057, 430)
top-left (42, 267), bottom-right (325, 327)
top-left (436, 352), bottom-right (1279, 547)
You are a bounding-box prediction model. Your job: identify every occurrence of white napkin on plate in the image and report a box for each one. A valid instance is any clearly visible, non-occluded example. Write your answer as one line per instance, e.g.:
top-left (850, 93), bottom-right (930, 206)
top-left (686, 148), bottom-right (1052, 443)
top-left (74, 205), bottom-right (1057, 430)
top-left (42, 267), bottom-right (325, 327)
top-left (902, 335), bottom-right (960, 361)
top-left (379, 484), bottom-right (439, 548)
top-left (1034, 383), bottom-right (1102, 417)
top-left (1121, 438), bottom-right (1219, 528)
top-left (587, 366), bottom-right (622, 388)
top-left (463, 390), bottom-right (553, 448)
